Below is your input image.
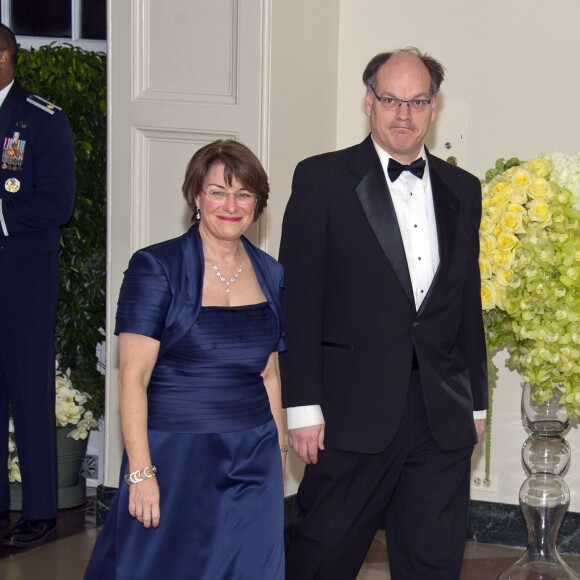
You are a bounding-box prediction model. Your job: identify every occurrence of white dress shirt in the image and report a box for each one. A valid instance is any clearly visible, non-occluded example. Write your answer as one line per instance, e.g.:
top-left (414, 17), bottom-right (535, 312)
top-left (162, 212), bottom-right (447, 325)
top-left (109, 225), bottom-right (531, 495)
top-left (373, 139), bottom-right (439, 310)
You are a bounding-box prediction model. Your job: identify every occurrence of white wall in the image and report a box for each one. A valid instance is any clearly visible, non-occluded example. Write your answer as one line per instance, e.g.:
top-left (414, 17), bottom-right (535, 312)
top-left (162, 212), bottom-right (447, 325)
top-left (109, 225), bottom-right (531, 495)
top-left (266, 0), bottom-right (340, 259)
top-left (268, 0), bottom-right (340, 495)
top-left (332, 0), bottom-right (580, 509)
top-left (337, 0), bottom-right (580, 175)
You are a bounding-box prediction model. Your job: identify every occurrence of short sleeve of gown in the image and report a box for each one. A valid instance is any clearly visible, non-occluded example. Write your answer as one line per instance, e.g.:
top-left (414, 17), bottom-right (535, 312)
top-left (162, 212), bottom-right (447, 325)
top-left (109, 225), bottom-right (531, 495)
top-left (114, 250), bottom-right (172, 340)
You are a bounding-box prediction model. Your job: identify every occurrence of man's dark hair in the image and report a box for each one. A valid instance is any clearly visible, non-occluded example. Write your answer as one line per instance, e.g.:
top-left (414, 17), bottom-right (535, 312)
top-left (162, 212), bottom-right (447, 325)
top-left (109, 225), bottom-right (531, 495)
top-left (0, 24), bottom-right (18, 67)
top-left (362, 46), bottom-right (445, 97)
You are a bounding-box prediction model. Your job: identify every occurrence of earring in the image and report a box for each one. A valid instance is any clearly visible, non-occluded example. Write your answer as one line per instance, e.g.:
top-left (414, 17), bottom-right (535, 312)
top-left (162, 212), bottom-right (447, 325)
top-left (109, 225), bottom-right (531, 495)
top-left (195, 208), bottom-right (201, 221)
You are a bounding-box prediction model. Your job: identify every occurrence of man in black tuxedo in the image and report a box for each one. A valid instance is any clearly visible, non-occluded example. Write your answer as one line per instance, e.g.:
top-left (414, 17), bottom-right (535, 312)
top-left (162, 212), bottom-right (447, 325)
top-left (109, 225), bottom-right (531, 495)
top-left (0, 24), bottom-right (75, 547)
top-left (279, 47), bottom-right (487, 579)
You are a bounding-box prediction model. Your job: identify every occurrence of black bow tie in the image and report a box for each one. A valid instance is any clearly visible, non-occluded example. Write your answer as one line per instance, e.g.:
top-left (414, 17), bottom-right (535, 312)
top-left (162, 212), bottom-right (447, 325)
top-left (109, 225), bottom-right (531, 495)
top-left (387, 157), bottom-right (426, 182)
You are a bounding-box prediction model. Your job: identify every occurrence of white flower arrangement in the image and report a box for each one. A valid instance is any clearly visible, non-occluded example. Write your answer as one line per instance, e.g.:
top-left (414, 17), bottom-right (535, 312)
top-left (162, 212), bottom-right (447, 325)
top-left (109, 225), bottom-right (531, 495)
top-left (7, 361), bottom-right (98, 483)
top-left (480, 153), bottom-right (580, 420)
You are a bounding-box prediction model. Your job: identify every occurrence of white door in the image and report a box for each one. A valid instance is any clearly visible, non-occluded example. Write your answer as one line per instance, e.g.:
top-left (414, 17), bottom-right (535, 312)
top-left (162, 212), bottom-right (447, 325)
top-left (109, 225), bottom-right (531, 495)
top-left (104, 0), bottom-right (270, 486)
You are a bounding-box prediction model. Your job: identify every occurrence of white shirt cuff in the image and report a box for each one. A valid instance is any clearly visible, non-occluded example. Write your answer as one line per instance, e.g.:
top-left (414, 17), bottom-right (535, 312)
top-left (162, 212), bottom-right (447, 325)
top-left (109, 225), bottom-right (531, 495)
top-left (286, 405), bottom-right (325, 430)
top-left (473, 409), bottom-right (487, 420)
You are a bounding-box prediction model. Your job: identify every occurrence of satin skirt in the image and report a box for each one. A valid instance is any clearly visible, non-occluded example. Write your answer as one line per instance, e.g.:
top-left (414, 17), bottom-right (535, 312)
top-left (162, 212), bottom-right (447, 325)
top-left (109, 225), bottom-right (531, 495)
top-left (84, 419), bottom-right (284, 580)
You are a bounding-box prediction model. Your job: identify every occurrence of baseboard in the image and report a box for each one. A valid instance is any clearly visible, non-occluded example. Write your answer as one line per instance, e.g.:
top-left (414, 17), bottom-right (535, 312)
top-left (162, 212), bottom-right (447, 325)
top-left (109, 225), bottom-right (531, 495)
top-left (285, 495), bottom-right (580, 555)
top-left (467, 500), bottom-right (580, 554)
top-left (95, 487), bottom-right (580, 554)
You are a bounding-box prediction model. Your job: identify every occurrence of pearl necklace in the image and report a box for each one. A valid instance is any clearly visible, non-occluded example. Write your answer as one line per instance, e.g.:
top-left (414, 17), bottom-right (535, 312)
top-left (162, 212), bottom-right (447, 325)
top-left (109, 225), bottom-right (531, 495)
top-left (209, 258), bottom-right (242, 293)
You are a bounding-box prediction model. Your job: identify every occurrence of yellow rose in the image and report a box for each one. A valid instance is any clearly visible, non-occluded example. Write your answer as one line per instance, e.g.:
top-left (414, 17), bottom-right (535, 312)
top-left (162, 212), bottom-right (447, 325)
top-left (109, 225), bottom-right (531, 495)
top-left (480, 234), bottom-right (497, 253)
top-left (528, 199), bottom-right (551, 224)
top-left (496, 232), bottom-right (520, 251)
top-left (492, 249), bottom-right (515, 269)
top-left (499, 211), bottom-right (525, 233)
top-left (479, 258), bottom-right (493, 279)
top-left (511, 168), bottom-right (532, 188)
top-left (491, 180), bottom-right (513, 195)
top-left (528, 157), bottom-right (552, 178)
top-left (491, 194), bottom-right (510, 208)
top-left (479, 216), bottom-right (495, 236)
top-left (487, 206), bottom-right (503, 221)
top-left (481, 280), bottom-right (497, 311)
top-left (509, 189), bottom-right (528, 204)
top-left (495, 268), bottom-right (512, 287)
top-left (528, 178), bottom-right (552, 200)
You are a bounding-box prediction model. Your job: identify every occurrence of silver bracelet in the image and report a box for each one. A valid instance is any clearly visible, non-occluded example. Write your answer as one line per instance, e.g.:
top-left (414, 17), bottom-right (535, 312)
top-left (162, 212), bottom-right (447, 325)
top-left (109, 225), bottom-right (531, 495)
top-left (124, 465), bottom-right (157, 486)
top-left (279, 445), bottom-right (289, 453)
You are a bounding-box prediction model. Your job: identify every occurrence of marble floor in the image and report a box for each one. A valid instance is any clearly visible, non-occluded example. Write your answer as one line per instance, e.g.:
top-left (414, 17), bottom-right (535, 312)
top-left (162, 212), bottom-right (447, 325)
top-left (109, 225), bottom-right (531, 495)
top-left (1, 495), bottom-right (579, 579)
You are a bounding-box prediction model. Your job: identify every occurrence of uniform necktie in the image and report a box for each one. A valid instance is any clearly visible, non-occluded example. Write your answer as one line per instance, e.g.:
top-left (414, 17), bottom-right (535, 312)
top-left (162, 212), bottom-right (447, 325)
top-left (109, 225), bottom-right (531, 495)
top-left (387, 157), bottom-right (426, 182)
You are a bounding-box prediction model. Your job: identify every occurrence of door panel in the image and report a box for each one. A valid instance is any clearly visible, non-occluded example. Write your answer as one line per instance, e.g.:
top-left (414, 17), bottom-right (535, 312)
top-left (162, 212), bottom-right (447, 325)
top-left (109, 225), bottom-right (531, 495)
top-left (105, 0), bottom-right (268, 485)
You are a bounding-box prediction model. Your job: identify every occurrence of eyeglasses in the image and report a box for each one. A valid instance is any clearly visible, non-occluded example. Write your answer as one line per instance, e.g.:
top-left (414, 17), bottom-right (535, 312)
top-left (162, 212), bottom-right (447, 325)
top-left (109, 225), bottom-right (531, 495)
top-left (369, 85), bottom-right (432, 112)
top-left (202, 189), bottom-right (257, 206)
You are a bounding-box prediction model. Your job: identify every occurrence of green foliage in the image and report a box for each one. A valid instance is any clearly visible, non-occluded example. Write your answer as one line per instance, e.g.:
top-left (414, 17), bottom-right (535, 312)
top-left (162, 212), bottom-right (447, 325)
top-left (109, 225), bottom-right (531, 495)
top-left (483, 157), bottom-right (524, 183)
top-left (16, 44), bottom-right (107, 418)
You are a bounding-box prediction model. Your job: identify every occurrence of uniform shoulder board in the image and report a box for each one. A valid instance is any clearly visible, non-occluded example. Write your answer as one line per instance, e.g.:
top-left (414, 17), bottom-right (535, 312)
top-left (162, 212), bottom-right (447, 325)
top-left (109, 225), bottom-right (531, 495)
top-left (26, 94), bottom-right (63, 115)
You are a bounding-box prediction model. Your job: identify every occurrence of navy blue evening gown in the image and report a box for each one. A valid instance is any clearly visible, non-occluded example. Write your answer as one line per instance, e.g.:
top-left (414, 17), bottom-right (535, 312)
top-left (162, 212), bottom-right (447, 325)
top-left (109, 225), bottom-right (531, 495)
top-left (84, 302), bottom-right (284, 579)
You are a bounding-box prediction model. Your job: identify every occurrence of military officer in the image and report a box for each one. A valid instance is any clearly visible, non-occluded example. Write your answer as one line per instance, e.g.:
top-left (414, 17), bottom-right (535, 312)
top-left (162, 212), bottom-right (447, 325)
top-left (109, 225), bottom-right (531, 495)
top-left (0, 24), bottom-right (75, 548)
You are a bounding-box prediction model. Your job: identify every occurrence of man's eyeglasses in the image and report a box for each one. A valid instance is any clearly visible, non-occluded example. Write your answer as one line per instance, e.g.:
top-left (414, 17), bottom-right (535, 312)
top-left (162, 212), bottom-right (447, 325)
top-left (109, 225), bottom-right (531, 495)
top-left (202, 189), bottom-right (257, 206)
top-left (369, 85), bottom-right (432, 112)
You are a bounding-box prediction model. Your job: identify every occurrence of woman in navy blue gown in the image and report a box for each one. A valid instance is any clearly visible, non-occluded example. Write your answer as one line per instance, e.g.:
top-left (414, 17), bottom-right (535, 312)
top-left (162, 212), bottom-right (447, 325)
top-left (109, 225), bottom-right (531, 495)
top-left (85, 140), bottom-right (286, 579)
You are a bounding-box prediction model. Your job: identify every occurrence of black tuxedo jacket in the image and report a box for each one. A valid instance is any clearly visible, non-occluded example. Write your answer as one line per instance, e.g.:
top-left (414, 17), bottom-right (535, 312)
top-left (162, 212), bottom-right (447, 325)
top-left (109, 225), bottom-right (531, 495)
top-left (279, 135), bottom-right (488, 453)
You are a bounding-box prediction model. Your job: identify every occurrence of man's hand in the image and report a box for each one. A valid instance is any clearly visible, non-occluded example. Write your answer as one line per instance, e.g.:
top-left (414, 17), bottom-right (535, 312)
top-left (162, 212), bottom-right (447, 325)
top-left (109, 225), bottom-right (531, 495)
top-left (288, 424), bottom-right (325, 464)
top-left (475, 418), bottom-right (486, 442)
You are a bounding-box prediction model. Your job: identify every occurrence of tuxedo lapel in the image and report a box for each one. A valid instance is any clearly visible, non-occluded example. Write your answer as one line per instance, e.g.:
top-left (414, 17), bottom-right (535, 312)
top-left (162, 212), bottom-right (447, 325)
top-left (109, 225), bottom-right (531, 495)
top-left (353, 146), bottom-right (414, 306)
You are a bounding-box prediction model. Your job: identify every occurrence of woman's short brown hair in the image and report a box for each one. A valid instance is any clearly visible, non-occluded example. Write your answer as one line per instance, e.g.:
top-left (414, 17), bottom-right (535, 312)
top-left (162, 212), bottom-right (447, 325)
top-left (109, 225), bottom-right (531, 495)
top-left (182, 139), bottom-right (269, 223)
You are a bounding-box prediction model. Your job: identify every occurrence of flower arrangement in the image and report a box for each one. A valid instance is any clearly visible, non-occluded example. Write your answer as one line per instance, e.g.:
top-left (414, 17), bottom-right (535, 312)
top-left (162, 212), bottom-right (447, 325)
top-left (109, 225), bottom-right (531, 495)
top-left (8, 361), bottom-right (98, 483)
top-left (480, 152), bottom-right (580, 421)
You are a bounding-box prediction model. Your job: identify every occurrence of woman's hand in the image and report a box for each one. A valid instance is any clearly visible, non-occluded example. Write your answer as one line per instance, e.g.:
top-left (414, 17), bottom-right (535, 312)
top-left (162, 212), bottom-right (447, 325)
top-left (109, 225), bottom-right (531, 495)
top-left (128, 478), bottom-right (160, 528)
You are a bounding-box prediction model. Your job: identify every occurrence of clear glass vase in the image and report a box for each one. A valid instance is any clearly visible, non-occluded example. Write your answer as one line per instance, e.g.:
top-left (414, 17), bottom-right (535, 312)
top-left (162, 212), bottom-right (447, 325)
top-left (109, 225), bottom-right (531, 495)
top-left (498, 383), bottom-right (579, 580)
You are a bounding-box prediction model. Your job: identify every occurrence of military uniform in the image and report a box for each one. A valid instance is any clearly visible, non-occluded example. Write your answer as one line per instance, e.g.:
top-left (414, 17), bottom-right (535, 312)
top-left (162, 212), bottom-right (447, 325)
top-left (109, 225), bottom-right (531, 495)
top-left (0, 80), bottom-right (75, 521)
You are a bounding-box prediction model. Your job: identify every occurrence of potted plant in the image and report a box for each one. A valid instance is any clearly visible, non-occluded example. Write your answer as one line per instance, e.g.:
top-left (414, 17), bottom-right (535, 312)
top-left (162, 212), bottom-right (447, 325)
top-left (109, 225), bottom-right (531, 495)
top-left (480, 152), bottom-right (580, 420)
top-left (16, 43), bottom-right (107, 420)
